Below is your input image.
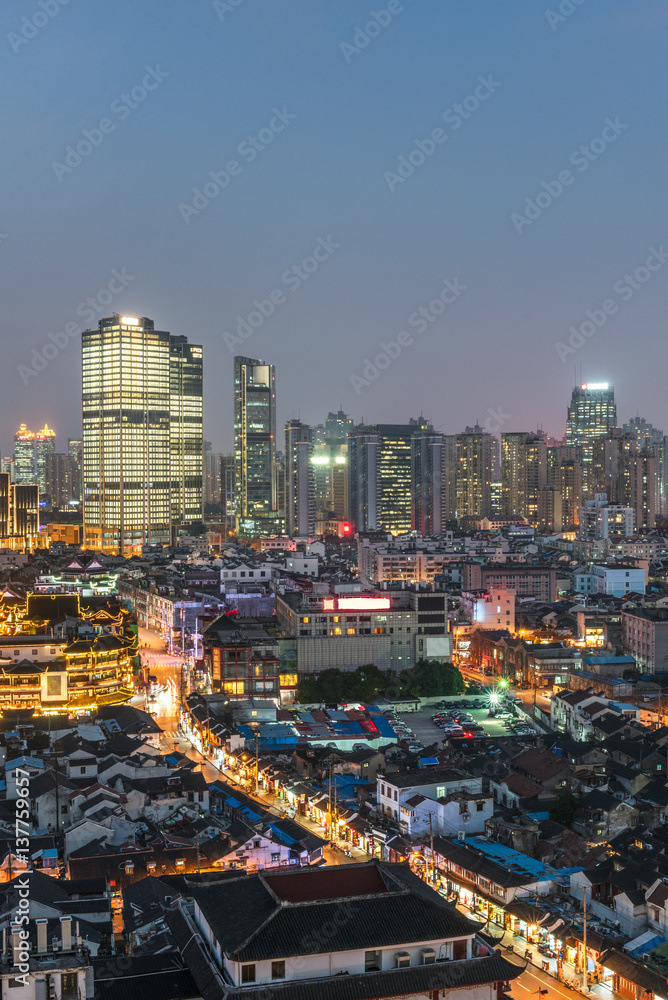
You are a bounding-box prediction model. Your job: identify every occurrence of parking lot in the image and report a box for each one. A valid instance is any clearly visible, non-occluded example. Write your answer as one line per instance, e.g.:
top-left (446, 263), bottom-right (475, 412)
top-left (390, 701), bottom-right (536, 749)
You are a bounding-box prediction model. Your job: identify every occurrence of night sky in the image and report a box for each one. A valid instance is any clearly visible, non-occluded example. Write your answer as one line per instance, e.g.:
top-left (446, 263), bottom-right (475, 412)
top-left (3, 0), bottom-right (667, 454)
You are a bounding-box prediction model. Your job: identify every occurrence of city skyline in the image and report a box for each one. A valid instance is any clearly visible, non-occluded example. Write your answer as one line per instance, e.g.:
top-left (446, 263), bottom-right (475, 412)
top-left (4, 1), bottom-right (668, 453)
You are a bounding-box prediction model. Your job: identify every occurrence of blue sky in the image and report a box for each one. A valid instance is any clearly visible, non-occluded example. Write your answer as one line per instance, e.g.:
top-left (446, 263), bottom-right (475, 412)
top-left (2, 0), bottom-right (667, 452)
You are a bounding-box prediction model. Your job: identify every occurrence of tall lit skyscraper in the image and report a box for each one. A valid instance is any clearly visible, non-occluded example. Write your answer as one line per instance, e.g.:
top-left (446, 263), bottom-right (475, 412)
top-left (234, 356), bottom-right (276, 531)
top-left (35, 424), bottom-right (56, 495)
top-left (83, 315), bottom-right (203, 556)
top-left (623, 417), bottom-right (666, 518)
top-left (284, 419), bottom-right (314, 536)
top-left (44, 453), bottom-right (74, 507)
top-left (456, 425), bottom-right (492, 518)
top-left (501, 432), bottom-right (547, 524)
top-left (13, 425), bottom-right (35, 485)
top-left (68, 438), bottom-right (82, 501)
top-left (169, 336), bottom-right (204, 525)
top-left (349, 420), bottom-right (428, 534)
top-left (566, 383), bottom-right (617, 495)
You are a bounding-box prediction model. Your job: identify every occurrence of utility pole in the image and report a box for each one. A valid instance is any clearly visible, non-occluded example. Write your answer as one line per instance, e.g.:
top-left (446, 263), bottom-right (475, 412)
top-left (582, 884), bottom-right (588, 993)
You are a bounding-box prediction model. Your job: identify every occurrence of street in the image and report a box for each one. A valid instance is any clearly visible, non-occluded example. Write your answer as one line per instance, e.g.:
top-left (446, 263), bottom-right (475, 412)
top-left (136, 627), bottom-right (367, 866)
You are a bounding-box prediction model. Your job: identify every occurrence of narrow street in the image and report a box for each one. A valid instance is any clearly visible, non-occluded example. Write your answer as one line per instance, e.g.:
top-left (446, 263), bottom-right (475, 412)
top-left (136, 627), bottom-right (367, 867)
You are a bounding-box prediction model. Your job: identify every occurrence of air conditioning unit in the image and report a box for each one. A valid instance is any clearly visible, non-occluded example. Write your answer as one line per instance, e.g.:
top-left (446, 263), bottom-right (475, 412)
top-left (395, 951), bottom-right (411, 968)
top-left (421, 949), bottom-right (436, 965)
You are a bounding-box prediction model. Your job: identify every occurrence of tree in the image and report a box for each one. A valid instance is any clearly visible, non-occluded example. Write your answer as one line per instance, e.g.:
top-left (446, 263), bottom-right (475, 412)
top-left (549, 787), bottom-right (578, 827)
top-left (410, 660), bottom-right (465, 696)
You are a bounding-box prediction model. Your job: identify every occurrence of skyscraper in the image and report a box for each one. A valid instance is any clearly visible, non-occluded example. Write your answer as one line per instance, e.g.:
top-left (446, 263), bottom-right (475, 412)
top-left (456, 425), bottom-right (492, 518)
top-left (169, 336), bottom-right (204, 525)
top-left (68, 438), bottom-right (82, 501)
top-left (566, 383), bottom-right (617, 495)
top-left (501, 432), bottom-right (547, 524)
top-left (83, 315), bottom-right (203, 556)
top-left (348, 420), bottom-right (428, 534)
top-left (234, 356), bottom-right (276, 531)
top-left (44, 453), bottom-right (74, 507)
top-left (13, 425), bottom-right (35, 485)
top-left (284, 419), bottom-right (314, 536)
top-left (35, 424), bottom-right (56, 495)
top-left (623, 417), bottom-right (666, 519)
top-left (411, 430), bottom-right (444, 535)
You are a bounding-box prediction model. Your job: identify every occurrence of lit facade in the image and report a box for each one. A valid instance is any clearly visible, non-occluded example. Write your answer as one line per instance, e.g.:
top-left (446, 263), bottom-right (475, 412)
top-left (35, 423), bottom-right (56, 494)
top-left (456, 425), bottom-right (492, 519)
top-left (13, 424), bottom-right (35, 485)
top-left (566, 384), bottom-right (617, 495)
top-left (83, 315), bottom-right (202, 555)
top-left (234, 356), bottom-right (276, 530)
top-left (284, 419), bottom-right (314, 536)
top-left (501, 432), bottom-right (547, 524)
top-left (169, 336), bottom-right (204, 526)
top-left (349, 421), bottom-right (431, 534)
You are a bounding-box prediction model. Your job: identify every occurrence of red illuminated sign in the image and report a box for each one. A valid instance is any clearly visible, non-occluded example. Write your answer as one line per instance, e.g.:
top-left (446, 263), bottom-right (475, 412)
top-left (337, 597), bottom-right (391, 611)
top-left (342, 523), bottom-right (351, 534)
top-left (322, 596), bottom-right (391, 611)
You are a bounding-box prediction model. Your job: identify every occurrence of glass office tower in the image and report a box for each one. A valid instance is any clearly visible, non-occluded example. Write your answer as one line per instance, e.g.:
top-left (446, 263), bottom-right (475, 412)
top-left (566, 383), bottom-right (617, 496)
top-left (234, 356), bottom-right (276, 531)
top-left (83, 315), bottom-right (202, 555)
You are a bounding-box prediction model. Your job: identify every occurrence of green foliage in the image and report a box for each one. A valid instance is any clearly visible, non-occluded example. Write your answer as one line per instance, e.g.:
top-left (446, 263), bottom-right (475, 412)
top-left (549, 787), bottom-right (578, 827)
top-left (295, 660), bottom-right (465, 703)
top-left (296, 664), bottom-right (385, 704)
top-left (410, 659), bottom-right (466, 696)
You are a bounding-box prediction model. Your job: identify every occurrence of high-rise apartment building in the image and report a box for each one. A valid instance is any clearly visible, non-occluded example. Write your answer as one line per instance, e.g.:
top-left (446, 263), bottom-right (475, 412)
top-left (35, 424), bottom-right (56, 494)
top-left (44, 453), bottom-right (74, 507)
top-left (0, 474), bottom-right (39, 546)
top-left (311, 410), bottom-right (352, 525)
top-left (13, 425), bottom-right (35, 485)
top-left (623, 417), bottom-right (667, 518)
top-left (501, 432), bottom-right (548, 525)
top-left (284, 419), bottom-right (314, 536)
top-left (348, 420), bottom-right (429, 534)
top-left (203, 444), bottom-right (223, 506)
top-left (591, 429), bottom-right (656, 530)
top-left (411, 430), bottom-right (444, 535)
top-left (456, 425), bottom-right (492, 519)
top-left (234, 356), bottom-right (276, 532)
top-left (68, 438), bottom-right (82, 501)
top-left (551, 458), bottom-right (583, 528)
top-left (83, 315), bottom-right (203, 556)
top-left (566, 383), bottom-right (617, 495)
top-left (501, 432), bottom-right (547, 523)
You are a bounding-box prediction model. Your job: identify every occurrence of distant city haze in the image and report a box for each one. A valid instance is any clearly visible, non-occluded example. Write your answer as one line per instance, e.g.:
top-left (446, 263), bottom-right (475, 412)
top-left (3, 0), bottom-right (667, 453)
